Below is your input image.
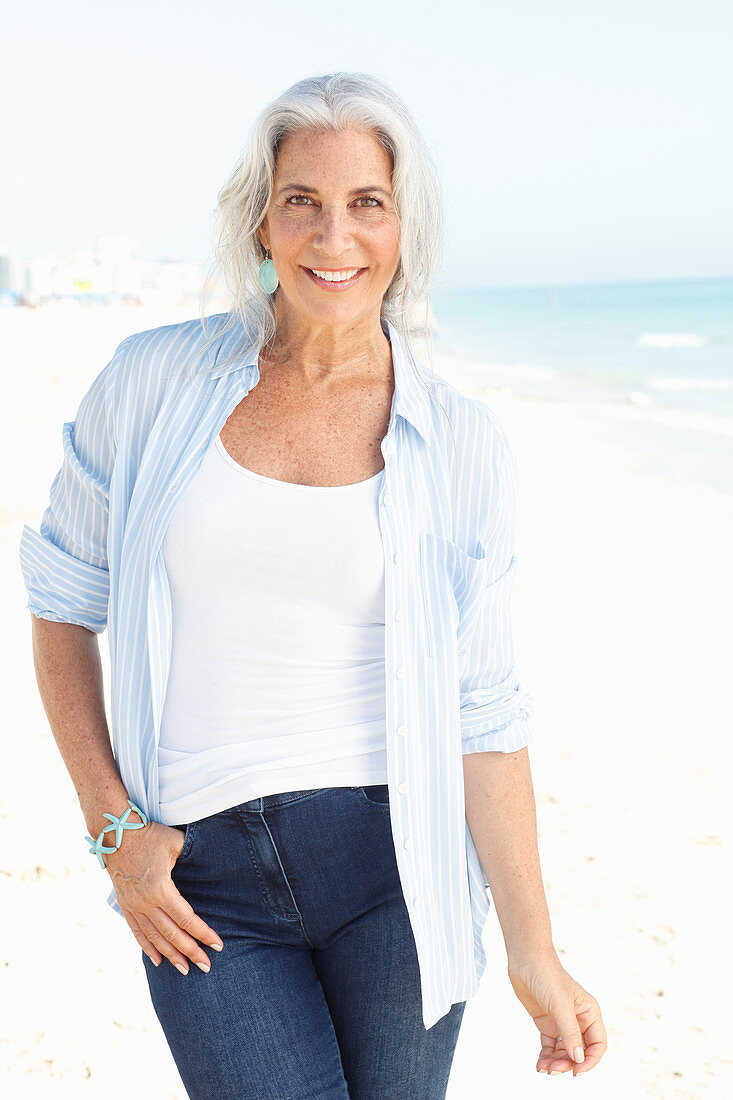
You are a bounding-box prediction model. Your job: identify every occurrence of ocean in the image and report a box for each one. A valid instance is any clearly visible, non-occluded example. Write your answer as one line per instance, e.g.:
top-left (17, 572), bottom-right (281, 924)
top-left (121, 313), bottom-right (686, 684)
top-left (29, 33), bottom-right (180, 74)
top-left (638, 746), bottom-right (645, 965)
top-left (429, 276), bottom-right (733, 499)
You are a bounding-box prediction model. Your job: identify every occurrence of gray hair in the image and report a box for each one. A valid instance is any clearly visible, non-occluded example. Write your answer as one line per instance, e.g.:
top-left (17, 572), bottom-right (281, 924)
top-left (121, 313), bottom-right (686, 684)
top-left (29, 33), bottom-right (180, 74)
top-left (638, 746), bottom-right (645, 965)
top-left (192, 71), bottom-right (451, 443)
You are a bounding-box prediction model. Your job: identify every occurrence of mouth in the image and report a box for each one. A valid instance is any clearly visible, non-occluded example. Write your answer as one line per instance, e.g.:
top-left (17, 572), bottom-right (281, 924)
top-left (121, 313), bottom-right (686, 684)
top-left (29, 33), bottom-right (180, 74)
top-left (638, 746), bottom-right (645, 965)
top-left (301, 266), bottom-right (367, 290)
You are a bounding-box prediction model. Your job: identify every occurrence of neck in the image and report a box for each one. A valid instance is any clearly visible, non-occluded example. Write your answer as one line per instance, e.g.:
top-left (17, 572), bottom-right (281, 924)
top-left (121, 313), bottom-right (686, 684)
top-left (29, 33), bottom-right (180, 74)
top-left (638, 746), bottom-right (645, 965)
top-left (262, 300), bottom-right (392, 384)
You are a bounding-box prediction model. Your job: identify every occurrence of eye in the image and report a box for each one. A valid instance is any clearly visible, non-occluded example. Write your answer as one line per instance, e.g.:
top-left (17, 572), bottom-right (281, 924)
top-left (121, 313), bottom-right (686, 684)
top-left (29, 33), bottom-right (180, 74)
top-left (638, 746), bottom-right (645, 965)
top-left (284, 193), bottom-right (384, 208)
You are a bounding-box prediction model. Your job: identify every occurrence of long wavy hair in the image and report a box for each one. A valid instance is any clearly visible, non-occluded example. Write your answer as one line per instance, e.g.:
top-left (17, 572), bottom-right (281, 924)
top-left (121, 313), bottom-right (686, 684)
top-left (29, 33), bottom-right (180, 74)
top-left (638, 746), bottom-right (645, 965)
top-left (191, 70), bottom-right (452, 443)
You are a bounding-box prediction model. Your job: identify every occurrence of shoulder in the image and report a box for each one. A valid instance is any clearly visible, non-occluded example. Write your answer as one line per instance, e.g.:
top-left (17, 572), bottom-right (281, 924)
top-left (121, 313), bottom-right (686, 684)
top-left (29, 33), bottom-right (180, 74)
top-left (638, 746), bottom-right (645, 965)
top-left (102, 312), bottom-right (234, 438)
top-left (429, 368), bottom-right (517, 475)
top-left (108, 311), bottom-right (230, 394)
top-left (426, 371), bottom-right (520, 543)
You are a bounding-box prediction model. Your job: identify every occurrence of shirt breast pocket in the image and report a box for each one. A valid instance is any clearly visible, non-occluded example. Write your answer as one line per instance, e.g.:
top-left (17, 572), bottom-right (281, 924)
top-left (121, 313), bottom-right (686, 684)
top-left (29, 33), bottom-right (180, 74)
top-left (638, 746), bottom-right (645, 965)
top-left (419, 531), bottom-right (489, 658)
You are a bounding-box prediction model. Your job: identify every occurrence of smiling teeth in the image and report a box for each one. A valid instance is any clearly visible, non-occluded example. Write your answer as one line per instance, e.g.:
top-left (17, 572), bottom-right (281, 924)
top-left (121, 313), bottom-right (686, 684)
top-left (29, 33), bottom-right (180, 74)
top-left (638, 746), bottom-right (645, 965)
top-left (310, 269), bottom-right (360, 282)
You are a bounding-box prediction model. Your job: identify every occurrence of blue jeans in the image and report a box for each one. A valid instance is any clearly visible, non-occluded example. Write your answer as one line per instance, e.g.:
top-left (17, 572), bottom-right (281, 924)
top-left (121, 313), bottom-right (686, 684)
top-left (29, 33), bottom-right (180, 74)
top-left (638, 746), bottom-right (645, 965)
top-left (141, 785), bottom-right (466, 1099)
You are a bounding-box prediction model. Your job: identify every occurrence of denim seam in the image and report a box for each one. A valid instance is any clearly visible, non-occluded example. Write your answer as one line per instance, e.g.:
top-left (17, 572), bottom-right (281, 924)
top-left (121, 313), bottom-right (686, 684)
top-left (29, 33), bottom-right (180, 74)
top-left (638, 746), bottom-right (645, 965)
top-left (307, 969), bottom-right (352, 1099)
top-left (232, 813), bottom-right (276, 914)
top-left (258, 811), bottom-right (315, 949)
top-left (180, 820), bottom-right (197, 859)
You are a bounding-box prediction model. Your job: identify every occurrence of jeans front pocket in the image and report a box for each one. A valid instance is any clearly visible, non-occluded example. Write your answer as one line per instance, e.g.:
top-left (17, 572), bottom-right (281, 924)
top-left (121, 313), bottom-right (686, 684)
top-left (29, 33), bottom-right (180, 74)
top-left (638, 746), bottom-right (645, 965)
top-left (352, 784), bottom-right (391, 808)
top-left (173, 820), bottom-right (198, 862)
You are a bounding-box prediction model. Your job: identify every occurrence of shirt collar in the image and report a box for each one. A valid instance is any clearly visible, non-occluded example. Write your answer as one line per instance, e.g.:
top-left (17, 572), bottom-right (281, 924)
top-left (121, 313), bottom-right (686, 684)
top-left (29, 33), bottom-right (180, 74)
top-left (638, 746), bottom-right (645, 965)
top-left (205, 314), bottom-right (435, 445)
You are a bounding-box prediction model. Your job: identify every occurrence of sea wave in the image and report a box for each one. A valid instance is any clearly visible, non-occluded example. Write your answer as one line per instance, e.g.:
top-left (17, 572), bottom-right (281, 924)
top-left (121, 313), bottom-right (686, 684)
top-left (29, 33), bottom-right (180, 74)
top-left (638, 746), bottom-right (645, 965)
top-left (617, 400), bottom-right (733, 438)
top-left (648, 376), bottom-right (733, 392)
top-left (635, 332), bottom-right (709, 348)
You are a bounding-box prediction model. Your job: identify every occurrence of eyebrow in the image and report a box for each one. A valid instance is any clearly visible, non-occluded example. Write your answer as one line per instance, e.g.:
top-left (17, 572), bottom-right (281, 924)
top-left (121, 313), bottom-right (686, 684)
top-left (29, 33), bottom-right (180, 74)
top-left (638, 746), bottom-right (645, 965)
top-left (277, 183), bottom-right (392, 198)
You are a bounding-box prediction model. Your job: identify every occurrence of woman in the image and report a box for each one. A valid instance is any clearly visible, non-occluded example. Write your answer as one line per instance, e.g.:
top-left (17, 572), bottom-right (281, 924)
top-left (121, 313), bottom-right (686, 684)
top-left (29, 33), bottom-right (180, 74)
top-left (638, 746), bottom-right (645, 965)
top-left (20, 72), bottom-right (606, 1096)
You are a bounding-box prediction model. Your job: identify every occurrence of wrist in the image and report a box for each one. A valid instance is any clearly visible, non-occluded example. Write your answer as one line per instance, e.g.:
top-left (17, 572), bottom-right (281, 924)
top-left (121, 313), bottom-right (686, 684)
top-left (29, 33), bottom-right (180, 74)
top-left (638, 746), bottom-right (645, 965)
top-left (82, 796), bottom-right (149, 869)
top-left (81, 788), bottom-right (133, 840)
top-left (507, 944), bottom-right (561, 973)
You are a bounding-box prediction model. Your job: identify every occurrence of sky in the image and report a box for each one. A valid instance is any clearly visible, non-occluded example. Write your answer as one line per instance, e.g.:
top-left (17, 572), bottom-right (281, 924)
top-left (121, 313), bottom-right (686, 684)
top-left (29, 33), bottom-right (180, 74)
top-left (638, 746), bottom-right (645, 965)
top-left (2, 0), bottom-right (731, 289)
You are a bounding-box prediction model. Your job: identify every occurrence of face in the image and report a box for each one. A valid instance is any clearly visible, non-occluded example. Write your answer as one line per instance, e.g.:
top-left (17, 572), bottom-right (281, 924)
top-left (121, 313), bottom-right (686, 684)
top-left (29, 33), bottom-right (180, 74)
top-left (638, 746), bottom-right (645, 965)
top-left (256, 127), bottom-right (401, 330)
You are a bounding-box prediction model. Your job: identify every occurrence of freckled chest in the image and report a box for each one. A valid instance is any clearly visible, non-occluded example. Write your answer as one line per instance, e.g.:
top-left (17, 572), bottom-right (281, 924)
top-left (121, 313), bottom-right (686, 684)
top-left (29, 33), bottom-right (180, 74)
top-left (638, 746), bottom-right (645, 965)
top-left (218, 364), bottom-right (394, 487)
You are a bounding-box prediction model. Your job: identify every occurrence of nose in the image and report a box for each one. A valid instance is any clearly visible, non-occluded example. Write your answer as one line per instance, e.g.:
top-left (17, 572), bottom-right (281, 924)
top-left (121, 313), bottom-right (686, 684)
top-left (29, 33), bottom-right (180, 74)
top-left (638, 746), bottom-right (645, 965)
top-left (312, 207), bottom-right (353, 257)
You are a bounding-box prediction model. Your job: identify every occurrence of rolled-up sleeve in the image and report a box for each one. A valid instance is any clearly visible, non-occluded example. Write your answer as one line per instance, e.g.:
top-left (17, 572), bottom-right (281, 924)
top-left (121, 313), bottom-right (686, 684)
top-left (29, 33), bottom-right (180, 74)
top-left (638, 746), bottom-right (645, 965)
top-left (459, 421), bottom-right (535, 754)
top-left (19, 342), bottom-right (125, 634)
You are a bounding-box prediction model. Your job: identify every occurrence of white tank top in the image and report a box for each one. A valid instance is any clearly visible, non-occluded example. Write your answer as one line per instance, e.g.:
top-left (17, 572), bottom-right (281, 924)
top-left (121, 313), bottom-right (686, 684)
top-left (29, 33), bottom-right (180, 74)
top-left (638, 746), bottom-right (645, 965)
top-left (157, 433), bottom-right (388, 825)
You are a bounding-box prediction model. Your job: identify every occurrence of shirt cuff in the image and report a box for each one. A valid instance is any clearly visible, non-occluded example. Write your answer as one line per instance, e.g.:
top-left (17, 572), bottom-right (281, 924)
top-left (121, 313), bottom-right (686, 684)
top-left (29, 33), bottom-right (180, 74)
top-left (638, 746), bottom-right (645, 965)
top-left (460, 675), bottom-right (536, 754)
top-left (19, 524), bottom-right (109, 634)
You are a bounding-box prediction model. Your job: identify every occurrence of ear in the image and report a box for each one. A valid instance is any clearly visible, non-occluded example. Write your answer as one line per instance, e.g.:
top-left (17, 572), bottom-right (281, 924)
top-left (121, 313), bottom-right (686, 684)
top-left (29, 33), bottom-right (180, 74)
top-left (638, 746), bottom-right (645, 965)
top-left (256, 224), bottom-right (269, 253)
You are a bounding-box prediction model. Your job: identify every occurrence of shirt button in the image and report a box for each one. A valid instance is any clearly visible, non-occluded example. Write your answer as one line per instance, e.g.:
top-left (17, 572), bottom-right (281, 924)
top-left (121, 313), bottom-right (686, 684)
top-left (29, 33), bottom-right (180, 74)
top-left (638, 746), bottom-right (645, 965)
top-left (394, 610), bottom-right (402, 621)
top-left (398, 782), bottom-right (408, 794)
top-left (383, 494), bottom-right (392, 506)
top-left (152, 591), bottom-right (157, 603)
top-left (393, 551), bottom-right (401, 562)
top-left (396, 724), bottom-right (408, 736)
top-left (169, 481), bottom-right (178, 493)
top-left (395, 667), bottom-right (404, 678)
top-left (412, 895), bottom-right (420, 906)
top-left (385, 441), bottom-right (395, 454)
top-left (403, 837), bottom-right (413, 850)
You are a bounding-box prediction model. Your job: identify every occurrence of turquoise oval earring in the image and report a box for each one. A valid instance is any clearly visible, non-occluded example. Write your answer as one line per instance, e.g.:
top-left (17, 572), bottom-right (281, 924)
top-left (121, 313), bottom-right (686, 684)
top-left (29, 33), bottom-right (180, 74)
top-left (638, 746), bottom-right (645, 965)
top-left (258, 248), bottom-right (279, 293)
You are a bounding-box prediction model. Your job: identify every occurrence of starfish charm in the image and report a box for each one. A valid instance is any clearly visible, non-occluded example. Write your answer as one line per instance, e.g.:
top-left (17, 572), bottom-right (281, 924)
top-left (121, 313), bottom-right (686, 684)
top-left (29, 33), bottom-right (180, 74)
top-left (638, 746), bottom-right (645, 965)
top-left (102, 804), bottom-right (145, 847)
top-left (84, 830), bottom-right (119, 869)
top-left (83, 800), bottom-right (149, 868)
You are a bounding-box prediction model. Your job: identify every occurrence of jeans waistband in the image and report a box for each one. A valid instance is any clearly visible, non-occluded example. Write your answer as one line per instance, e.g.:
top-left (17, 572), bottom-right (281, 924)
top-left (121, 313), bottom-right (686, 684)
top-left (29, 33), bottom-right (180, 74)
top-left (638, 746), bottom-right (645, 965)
top-left (233, 787), bottom-right (354, 812)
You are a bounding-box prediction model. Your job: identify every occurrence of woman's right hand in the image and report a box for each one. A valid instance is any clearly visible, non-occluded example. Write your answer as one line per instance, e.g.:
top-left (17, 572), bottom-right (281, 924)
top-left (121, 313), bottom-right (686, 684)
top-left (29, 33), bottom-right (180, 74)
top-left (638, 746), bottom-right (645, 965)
top-left (104, 821), bottom-right (224, 973)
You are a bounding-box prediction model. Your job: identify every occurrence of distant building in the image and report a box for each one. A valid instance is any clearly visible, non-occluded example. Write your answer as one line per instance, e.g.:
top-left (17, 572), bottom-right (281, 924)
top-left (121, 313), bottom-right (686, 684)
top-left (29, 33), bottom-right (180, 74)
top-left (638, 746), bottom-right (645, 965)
top-left (9, 236), bottom-right (215, 307)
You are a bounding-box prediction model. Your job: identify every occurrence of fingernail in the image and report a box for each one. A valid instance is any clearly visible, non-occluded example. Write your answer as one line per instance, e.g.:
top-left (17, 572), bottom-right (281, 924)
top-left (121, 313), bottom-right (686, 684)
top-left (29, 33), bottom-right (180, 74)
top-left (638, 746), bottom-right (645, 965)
top-left (196, 961), bottom-right (211, 973)
top-left (152, 958), bottom-right (160, 967)
top-left (209, 942), bottom-right (224, 951)
top-left (176, 963), bottom-right (189, 975)
top-left (573, 1046), bottom-right (585, 1064)
top-left (550, 1070), bottom-right (561, 1075)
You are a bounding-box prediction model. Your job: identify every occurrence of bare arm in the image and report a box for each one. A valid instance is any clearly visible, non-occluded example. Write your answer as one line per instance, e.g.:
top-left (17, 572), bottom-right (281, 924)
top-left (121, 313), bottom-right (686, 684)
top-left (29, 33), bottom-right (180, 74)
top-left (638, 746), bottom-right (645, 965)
top-left (30, 616), bottom-right (130, 841)
top-left (463, 745), bottom-right (557, 971)
top-left (29, 613), bottom-right (223, 971)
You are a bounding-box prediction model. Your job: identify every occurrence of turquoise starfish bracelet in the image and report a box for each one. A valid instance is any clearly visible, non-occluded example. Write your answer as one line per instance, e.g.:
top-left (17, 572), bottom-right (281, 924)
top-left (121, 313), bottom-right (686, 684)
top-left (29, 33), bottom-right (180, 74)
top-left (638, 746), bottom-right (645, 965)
top-left (84, 799), bottom-right (149, 868)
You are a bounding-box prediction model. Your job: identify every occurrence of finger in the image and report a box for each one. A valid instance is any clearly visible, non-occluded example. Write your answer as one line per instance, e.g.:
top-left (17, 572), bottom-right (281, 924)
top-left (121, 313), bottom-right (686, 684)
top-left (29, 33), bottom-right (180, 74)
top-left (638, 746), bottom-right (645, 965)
top-left (536, 1034), bottom-right (560, 1072)
top-left (537, 1051), bottom-right (574, 1075)
top-left (124, 911), bottom-right (163, 967)
top-left (136, 909), bottom-right (195, 975)
top-left (555, 1005), bottom-right (587, 1067)
top-left (536, 1032), bottom-right (570, 1073)
top-left (165, 884), bottom-right (225, 955)
top-left (144, 899), bottom-right (221, 974)
top-left (570, 1017), bottom-right (608, 1075)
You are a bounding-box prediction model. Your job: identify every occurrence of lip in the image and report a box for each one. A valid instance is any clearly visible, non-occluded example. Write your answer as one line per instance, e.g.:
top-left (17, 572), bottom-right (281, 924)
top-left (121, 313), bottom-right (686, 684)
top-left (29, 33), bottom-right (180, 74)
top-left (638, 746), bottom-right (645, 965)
top-left (302, 266), bottom-right (367, 290)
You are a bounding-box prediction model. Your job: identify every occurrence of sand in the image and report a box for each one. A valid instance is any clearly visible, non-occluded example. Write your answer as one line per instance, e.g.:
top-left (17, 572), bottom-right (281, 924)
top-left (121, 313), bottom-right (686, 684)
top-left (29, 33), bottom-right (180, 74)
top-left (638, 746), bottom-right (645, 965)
top-left (2, 302), bottom-right (731, 1097)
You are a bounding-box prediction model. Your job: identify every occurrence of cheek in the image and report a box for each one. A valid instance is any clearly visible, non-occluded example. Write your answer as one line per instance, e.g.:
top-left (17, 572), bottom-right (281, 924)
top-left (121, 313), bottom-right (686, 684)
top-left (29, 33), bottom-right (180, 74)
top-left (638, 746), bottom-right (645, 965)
top-left (371, 230), bottom-right (401, 272)
top-left (271, 218), bottom-right (311, 254)
top-left (380, 217), bottom-right (401, 250)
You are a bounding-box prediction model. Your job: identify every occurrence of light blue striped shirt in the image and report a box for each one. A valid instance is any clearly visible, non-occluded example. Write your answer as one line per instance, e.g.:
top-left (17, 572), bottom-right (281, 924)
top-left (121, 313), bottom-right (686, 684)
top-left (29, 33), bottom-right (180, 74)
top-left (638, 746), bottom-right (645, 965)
top-left (19, 313), bottom-right (535, 1030)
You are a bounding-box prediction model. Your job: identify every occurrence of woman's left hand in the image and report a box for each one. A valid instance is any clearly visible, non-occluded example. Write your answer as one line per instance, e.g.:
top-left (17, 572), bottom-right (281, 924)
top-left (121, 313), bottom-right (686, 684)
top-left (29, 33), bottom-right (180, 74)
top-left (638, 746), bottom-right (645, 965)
top-left (507, 955), bottom-right (607, 1076)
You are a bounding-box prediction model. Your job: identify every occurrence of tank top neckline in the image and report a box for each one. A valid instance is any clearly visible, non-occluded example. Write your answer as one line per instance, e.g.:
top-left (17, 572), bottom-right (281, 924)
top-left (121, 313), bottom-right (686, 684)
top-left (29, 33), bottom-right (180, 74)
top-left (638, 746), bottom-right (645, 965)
top-left (214, 433), bottom-right (385, 491)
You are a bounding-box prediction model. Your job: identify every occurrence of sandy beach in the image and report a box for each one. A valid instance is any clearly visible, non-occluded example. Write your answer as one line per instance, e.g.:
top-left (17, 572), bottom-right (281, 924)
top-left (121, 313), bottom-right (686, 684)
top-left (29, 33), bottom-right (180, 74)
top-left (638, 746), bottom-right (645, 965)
top-left (2, 302), bottom-right (731, 1098)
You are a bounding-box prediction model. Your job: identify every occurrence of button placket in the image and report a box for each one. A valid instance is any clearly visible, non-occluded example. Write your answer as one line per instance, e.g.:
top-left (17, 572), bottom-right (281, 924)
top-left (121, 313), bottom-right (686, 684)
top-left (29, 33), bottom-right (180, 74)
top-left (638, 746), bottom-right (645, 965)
top-left (380, 440), bottom-right (415, 875)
